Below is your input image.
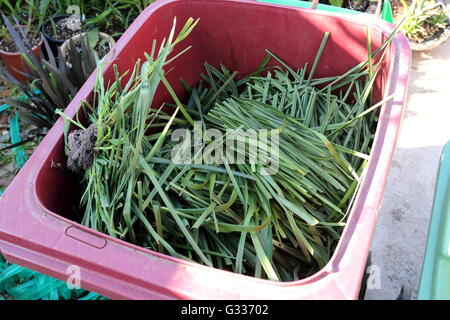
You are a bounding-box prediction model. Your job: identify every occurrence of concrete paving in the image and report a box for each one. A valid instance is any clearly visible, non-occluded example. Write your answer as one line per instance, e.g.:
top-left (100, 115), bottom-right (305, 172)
top-left (365, 39), bottom-right (450, 300)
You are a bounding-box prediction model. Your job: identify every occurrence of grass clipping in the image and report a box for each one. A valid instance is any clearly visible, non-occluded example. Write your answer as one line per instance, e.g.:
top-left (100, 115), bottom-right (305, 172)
top-left (62, 18), bottom-right (396, 281)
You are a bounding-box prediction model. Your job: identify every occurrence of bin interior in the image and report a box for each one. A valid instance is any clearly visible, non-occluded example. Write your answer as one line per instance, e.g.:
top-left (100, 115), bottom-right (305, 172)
top-left (35, 0), bottom-right (392, 277)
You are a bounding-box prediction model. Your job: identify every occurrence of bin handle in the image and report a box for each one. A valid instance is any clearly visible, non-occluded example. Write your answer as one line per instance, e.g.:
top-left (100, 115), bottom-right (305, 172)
top-left (311, 0), bottom-right (318, 9)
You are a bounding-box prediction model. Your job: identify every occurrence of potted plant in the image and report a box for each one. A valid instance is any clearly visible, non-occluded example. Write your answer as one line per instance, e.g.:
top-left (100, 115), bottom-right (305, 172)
top-left (60, 29), bottom-right (115, 63)
top-left (0, 27), bottom-right (102, 139)
top-left (397, 0), bottom-right (450, 50)
top-left (308, 0), bottom-right (394, 22)
top-left (0, 16), bottom-right (43, 81)
top-left (316, 0), bottom-right (386, 14)
top-left (343, 0), bottom-right (382, 13)
top-left (40, 14), bottom-right (85, 55)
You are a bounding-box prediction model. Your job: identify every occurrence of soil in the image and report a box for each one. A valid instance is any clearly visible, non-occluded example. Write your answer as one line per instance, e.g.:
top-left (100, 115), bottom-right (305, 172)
top-left (344, 0), bottom-right (380, 13)
top-left (0, 28), bottom-right (42, 53)
top-left (391, 0), bottom-right (408, 17)
top-left (0, 88), bottom-right (13, 191)
top-left (0, 112), bottom-right (9, 127)
top-left (346, 0), bottom-right (371, 11)
top-left (0, 80), bottom-right (9, 121)
top-left (43, 17), bottom-right (83, 41)
top-left (0, 117), bottom-right (9, 134)
top-left (96, 42), bottom-right (111, 58)
top-left (103, 20), bottom-right (127, 38)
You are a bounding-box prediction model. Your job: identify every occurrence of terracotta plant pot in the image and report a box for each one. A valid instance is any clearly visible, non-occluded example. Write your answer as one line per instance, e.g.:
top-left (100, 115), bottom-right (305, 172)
top-left (60, 32), bottom-right (116, 60)
top-left (0, 29), bottom-right (44, 81)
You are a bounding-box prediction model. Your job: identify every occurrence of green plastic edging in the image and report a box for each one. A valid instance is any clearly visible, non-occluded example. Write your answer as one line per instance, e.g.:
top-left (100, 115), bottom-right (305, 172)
top-left (9, 114), bottom-right (27, 168)
top-left (257, 0), bottom-right (394, 23)
top-left (0, 255), bottom-right (104, 300)
top-left (381, 0), bottom-right (394, 24)
top-left (0, 104), bottom-right (9, 113)
top-left (418, 141), bottom-right (450, 300)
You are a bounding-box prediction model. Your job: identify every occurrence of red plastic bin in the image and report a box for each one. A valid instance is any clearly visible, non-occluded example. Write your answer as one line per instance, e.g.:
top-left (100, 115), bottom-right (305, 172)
top-left (0, 0), bottom-right (411, 299)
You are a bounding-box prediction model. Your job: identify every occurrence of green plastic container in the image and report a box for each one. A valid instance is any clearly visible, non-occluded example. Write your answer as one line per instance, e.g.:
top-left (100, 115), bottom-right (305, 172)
top-left (257, 0), bottom-right (394, 23)
top-left (418, 142), bottom-right (450, 300)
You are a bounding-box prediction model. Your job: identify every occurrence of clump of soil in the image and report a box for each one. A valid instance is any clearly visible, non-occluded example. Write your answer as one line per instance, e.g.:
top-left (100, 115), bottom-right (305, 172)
top-left (0, 28), bottom-right (42, 53)
top-left (67, 124), bottom-right (97, 173)
top-left (43, 17), bottom-right (83, 41)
